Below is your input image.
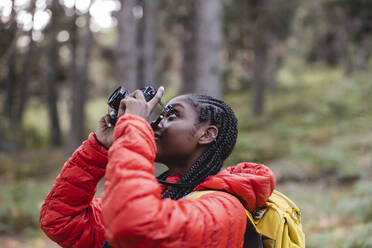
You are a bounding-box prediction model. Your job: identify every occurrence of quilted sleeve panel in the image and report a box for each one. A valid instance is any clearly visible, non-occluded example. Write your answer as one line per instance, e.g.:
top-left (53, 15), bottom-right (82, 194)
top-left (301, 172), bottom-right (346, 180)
top-left (39, 133), bottom-right (108, 248)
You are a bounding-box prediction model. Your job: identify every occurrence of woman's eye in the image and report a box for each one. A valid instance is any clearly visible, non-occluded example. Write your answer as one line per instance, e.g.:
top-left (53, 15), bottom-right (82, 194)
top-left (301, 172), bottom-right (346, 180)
top-left (165, 110), bottom-right (178, 119)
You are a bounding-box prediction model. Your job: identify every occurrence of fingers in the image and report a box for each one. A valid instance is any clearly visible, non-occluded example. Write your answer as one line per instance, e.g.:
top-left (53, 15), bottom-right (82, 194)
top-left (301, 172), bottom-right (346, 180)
top-left (104, 114), bottom-right (112, 128)
top-left (118, 91), bottom-right (141, 118)
top-left (118, 99), bottom-right (127, 117)
top-left (99, 114), bottom-right (112, 128)
top-left (130, 89), bottom-right (145, 101)
top-left (116, 87), bottom-right (164, 120)
top-left (148, 86), bottom-right (164, 111)
top-left (108, 106), bottom-right (116, 119)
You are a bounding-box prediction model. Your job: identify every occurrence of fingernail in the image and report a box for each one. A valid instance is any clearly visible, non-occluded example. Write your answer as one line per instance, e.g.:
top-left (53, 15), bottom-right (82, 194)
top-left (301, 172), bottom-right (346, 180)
top-left (159, 86), bottom-right (164, 91)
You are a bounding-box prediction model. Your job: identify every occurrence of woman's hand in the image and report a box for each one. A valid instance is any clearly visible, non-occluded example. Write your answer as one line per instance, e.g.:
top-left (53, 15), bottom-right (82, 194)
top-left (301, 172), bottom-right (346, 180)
top-left (95, 86), bottom-right (164, 148)
top-left (118, 86), bottom-right (164, 121)
top-left (95, 111), bottom-right (114, 149)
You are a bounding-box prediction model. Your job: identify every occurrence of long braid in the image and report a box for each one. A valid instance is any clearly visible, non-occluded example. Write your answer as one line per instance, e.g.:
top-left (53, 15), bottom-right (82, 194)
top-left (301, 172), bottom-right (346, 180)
top-left (159, 94), bottom-right (238, 200)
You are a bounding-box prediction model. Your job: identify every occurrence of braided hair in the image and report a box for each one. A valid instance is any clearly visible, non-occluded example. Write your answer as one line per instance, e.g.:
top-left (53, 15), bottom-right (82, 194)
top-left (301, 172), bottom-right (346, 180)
top-left (157, 94), bottom-right (238, 200)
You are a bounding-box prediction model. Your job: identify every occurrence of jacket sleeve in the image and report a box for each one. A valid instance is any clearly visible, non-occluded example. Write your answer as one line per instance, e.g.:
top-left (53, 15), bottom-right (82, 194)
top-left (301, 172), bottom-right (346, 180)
top-left (102, 115), bottom-right (248, 248)
top-left (40, 133), bottom-right (108, 248)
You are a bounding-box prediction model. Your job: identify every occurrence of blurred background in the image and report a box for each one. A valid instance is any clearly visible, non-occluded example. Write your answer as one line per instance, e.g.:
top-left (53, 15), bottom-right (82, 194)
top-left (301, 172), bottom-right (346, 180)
top-left (0, 0), bottom-right (371, 247)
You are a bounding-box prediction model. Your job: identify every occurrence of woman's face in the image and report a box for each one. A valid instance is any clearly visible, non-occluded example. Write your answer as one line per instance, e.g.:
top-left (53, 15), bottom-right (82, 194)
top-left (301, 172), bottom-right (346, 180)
top-left (153, 95), bottom-right (203, 164)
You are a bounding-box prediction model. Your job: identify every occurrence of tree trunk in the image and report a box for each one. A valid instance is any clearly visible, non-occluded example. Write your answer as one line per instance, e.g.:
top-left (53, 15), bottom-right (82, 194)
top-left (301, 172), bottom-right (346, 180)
top-left (193, 0), bottom-right (223, 98)
top-left (17, 0), bottom-right (37, 122)
top-left (45, 0), bottom-right (62, 147)
top-left (2, 3), bottom-right (17, 119)
top-left (334, 9), bottom-right (353, 76)
top-left (68, 8), bottom-right (94, 152)
top-left (137, 17), bottom-right (144, 89)
top-left (68, 10), bottom-right (82, 152)
top-left (2, 54), bottom-right (19, 152)
top-left (17, 38), bottom-right (35, 121)
top-left (181, 0), bottom-right (197, 94)
top-left (143, 0), bottom-right (158, 85)
top-left (356, 37), bottom-right (368, 71)
top-left (3, 55), bottom-right (16, 119)
top-left (116, 0), bottom-right (139, 91)
top-left (45, 42), bottom-right (62, 147)
top-left (267, 54), bottom-right (282, 95)
top-left (252, 36), bottom-right (268, 117)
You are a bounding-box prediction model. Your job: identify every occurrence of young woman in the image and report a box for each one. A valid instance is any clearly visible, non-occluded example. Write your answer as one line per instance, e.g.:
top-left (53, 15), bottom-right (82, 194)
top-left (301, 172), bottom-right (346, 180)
top-left (39, 87), bottom-right (276, 248)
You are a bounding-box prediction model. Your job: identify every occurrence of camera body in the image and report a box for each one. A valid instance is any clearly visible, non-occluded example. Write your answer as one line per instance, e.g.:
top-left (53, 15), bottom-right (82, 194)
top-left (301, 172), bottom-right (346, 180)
top-left (107, 86), bottom-right (157, 125)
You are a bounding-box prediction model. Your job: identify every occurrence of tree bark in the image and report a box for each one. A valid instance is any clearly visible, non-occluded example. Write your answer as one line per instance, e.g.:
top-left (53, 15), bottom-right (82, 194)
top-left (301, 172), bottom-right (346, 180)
top-left (45, 0), bottom-right (62, 147)
top-left (17, 38), bottom-right (35, 121)
top-left (0, 2), bottom-right (18, 70)
top-left (252, 33), bottom-right (268, 117)
top-left (143, 0), bottom-right (158, 86)
top-left (2, 3), bottom-right (17, 120)
top-left (17, 0), bottom-right (37, 122)
top-left (116, 0), bottom-right (139, 91)
top-left (3, 55), bottom-right (16, 119)
top-left (181, 0), bottom-right (197, 94)
top-left (68, 10), bottom-right (81, 152)
top-left (194, 0), bottom-right (223, 98)
top-left (356, 37), bottom-right (368, 71)
top-left (267, 50), bottom-right (282, 95)
top-left (45, 42), bottom-right (62, 147)
top-left (68, 7), bottom-right (94, 152)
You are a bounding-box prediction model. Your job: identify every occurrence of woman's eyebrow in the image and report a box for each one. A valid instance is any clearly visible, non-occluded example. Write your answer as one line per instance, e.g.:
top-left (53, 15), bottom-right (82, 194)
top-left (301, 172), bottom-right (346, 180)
top-left (169, 103), bottom-right (184, 109)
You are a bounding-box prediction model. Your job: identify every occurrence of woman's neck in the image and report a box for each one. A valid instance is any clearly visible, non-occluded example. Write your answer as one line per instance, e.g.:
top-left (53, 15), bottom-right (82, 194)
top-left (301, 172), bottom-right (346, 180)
top-left (165, 147), bottom-right (206, 176)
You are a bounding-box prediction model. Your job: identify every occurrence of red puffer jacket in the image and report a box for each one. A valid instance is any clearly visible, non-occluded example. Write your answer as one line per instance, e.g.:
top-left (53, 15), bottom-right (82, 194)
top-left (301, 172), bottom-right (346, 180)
top-left (40, 115), bottom-right (275, 248)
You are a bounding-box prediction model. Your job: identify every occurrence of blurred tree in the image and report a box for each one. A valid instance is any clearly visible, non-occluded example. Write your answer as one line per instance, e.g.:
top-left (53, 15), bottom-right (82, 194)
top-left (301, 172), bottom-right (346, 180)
top-left (175, 0), bottom-right (223, 97)
top-left (2, 2), bottom-right (19, 121)
top-left (136, 0), bottom-right (158, 89)
top-left (142, 0), bottom-right (158, 85)
top-left (116, 0), bottom-right (139, 91)
top-left (1, 0), bottom-right (37, 151)
top-left (44, 0), bottom-right (62, 147)
top-left (194, 0), bottom-right (223, 98)
top-left (223, 0), bottom-right (298, 115)
top-left (17, 0), bottom-right (36, 122)
top-left (330, 0), bottom-right (372, 73)
top-left (304, 0), bottom-right (372, 75)
top-left (68, 7), bottom-right (80, 151)
top-left (69, 3), bottom-right (94, 152)
top-left (181, 0), bottom-right (197, 94)
top-left (245, 0), bottom-right (299, 116)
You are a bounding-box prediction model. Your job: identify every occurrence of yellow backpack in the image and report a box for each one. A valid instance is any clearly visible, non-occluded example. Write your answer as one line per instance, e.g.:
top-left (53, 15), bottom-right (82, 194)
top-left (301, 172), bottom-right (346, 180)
top-left (186, 190), bottom-right (306, 248)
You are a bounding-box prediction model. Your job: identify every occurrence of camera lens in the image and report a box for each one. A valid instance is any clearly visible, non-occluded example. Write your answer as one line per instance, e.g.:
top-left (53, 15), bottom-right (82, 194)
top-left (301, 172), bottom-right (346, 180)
top-left (108, 86), bottom-right (129, 111)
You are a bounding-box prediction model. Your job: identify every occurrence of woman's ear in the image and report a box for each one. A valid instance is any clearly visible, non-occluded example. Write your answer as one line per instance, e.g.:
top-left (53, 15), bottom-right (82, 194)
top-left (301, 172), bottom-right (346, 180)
top-left (199, 125), bottom-right (218, 145)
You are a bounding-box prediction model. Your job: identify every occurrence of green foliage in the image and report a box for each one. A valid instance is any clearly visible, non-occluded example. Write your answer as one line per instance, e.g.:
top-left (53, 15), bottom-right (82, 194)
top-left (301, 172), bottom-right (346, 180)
top-left (0, 179), bottom-right (49, 234)
top-left (225, 65), bottom-right (372, 185)
top-left (340, 180), bottom-right (372, 223)
top-left (343, 223), bottom-right (372, 248)
top-left (0, 149), bottom-right (65, 235)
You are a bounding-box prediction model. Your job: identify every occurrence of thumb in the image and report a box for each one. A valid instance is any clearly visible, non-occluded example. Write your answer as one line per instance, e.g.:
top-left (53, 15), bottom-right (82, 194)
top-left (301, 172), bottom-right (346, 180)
top-left (118, 99), bottom-right (127, 118)
top-left (148, 86), bottom-right (164, 111)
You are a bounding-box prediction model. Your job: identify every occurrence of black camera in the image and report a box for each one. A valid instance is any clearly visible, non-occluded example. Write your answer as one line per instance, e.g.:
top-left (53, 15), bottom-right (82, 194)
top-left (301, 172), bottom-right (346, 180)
top-left (107, 86), bottom-right (157, 125)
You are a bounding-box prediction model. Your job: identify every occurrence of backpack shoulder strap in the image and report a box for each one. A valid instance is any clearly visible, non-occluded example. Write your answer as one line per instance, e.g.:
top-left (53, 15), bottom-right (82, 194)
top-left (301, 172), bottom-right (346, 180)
top-left (247, 190), bottom-right (306, 248)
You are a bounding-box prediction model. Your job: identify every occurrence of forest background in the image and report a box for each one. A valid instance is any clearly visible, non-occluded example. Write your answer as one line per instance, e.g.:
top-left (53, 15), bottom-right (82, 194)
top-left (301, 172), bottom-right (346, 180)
top-left (0, 0), bottom-right (371, 247)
